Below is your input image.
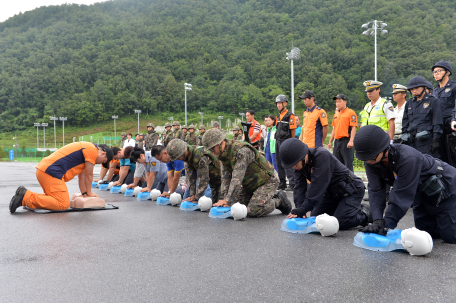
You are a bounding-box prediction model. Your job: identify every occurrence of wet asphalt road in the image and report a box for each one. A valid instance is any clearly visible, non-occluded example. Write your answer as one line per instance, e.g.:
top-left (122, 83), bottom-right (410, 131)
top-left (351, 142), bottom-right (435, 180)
top-left (1, 162), bottom-right (455, 302)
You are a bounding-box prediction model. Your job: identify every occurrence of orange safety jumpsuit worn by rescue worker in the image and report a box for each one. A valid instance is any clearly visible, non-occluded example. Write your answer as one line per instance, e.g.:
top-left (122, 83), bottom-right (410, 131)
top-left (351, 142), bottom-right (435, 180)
top-left (300, 105), bottom-right (329, 148)
top-left (22, 142), bottom-right (99, 210)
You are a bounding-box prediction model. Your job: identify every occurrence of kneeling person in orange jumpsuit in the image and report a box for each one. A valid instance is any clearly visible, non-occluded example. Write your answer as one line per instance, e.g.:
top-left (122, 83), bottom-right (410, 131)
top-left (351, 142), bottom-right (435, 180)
top-left (9, 142), bottom-right (113, 213)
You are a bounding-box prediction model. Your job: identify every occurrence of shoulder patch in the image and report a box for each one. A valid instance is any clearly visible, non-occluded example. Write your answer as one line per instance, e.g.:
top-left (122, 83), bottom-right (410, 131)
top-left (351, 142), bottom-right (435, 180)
top-left (388, 106), bottom-right (394, 112)
top-left (351, 115), bottom-right (356, 120)
top-left (423, 103), bottom-right (429, 109)
top-left (445, 88), bottom-right (451, 93)
top-left (317, 107), bottom-right (321, 110)
top-left (321, 113), bottom-right (326, 118)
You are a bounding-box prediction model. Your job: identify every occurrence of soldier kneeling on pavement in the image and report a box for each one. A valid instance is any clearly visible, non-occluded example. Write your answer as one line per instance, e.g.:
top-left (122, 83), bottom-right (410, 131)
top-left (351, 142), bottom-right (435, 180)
top-left (203, 128), bottom-right (292, 217)
top-left (166, 139), bottom-right (221, 204)
top-left (354, 125), bottom-right (456, 243)
top-left (279, 138), bottom-right (372, 230)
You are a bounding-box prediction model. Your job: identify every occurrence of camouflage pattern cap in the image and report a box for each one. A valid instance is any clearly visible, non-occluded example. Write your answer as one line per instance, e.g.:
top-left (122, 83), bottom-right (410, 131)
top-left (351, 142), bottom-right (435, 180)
top-left (166, 139), bottom-right (188, 161)
top-left (121, 132), bottom-right (127, 136)
top-left (182, 125), bottom-right (188, 129)
top-left (233, 126), bottom-right (240, 131)
top-left (189, 124), bottom-right (195, 129)
top-left (202, 128), bottom-right (226, 150)
top-left (199, 125), bottom-right (206, 130)
top-left (212, 121), bottom-right (220, 127)
top-left (147, 123), bottom-right (155, 128)
top-left (165, 123), bottom-right (172, 128)
top-left (172, 121), bottom-right (180, 126)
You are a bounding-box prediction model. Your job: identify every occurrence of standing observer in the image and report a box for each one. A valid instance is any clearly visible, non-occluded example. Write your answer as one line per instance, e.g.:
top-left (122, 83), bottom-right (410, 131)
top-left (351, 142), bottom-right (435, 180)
top-left (275, 95), bottom-right (296, 191)
top-left (299, 90), bottom-right (329, 148)
top-left (327, 94), bottom-right (357, 172)
top-left (245, 109), bottom-right (261, 150)
top-left (264, 115), bottom-right (277, 171)
top-left (391, 84), bottom-right (408, 143)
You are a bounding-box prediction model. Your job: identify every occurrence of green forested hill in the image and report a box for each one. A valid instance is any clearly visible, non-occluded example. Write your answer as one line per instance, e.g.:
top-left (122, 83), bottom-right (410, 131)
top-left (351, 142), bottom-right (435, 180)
top-left (1, 0), bottom-right (456, 131)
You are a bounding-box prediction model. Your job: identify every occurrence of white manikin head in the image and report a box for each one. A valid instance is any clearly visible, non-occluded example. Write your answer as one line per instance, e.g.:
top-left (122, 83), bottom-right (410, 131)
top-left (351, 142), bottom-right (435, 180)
top-left (170, 192), bottom-right (182, 206)
top-left (120, 184), bottom-right (128, 194)
top-left (401, 227), bottom-right (433, 256)
top-left (133, 186), bottom-right (142, 197)
top-left (150, 189), bottom-right (161, 201)
top-left (315, 213), bottom-right (339, 236)
top-left (198, 196), bottom-right (212, 211)
top-left (230, 202), bottom-right (247, 221)
top-left (108, 182), bottom-right (114, 189)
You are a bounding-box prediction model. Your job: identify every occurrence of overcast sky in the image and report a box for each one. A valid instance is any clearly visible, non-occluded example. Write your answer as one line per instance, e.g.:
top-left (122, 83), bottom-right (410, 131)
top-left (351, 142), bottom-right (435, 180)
top-left (1, 1), bottom-right (109, 23)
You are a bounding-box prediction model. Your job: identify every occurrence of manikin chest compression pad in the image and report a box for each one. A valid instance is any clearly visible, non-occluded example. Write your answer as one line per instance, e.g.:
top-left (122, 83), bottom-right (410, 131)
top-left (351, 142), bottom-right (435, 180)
top-left (353, 229), bottom-right (405, 252)
top-left (208, 206), bottom-right (232, 219)
top-left (180, 201), bottom-right (200, 211)
top-left (156, 196), bottom-right (171, 205)
top-left (280, 217), bottom-right (319, 234)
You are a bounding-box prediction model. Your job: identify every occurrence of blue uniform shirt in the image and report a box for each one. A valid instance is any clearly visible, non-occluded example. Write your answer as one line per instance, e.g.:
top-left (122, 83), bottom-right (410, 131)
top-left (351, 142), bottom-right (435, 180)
top-left (120, 158), bottom-right (136, 172)
top-left (433, 79), bottom-right (456, 122)
top-left (166, 160), bottom-right (185, 176)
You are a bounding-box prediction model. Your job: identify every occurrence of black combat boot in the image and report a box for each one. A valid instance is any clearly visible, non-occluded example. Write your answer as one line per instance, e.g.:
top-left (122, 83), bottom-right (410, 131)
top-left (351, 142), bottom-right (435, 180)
top-left (10, 186), bottom-right (27, 213)
top-left (276, 190), bottom-right (292, 214)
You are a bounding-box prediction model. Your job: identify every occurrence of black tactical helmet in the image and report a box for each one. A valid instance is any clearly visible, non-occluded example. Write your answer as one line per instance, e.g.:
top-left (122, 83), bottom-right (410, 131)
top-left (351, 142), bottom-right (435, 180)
top-left (279, 138), bottom-right (309, 169)
top-left (275, 95), bottom-right (288, 103)
top-left (432, 60), bottom-right (453, 75)
top-left (425, 80), bottom-right (433, 90)
top-left (407, 76), bottom-right (428, 90)
top-left (354, 125), bottom-right (390, 161)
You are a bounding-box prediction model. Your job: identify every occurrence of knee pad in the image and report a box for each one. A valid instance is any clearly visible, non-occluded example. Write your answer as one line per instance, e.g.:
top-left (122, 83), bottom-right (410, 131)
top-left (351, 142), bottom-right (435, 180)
top-left (315, 214), bottom-right (339, 237)
top-left (170, 192), bottom-right (182, 206)
top-left (150, 189), bottom-right (161, 201)
top-left (401, 227), bottom-right (433, 256)
top-left (231, 202), bottom-right (247, 221)
top-left (198, 196), bottom-right (212, 212)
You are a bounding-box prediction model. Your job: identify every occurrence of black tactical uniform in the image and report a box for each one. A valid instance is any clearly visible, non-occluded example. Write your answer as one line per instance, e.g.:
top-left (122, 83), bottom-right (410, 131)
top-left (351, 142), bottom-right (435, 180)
top-left (280, 138), bottom-right (370, 230)
top-left (355, 125), bottom-right (456, 243)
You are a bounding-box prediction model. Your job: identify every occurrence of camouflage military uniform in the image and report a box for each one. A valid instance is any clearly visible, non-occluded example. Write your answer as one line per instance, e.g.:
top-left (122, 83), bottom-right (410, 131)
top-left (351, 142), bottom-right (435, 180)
top-left (218, 140), bottom-right (279, 217)
top-left (184, 145), bottom-right (222, 202)
top-left (120, 132), bottom-right (127, 148)
top-left (233, 133), bottom-right (243, 140)
top-left (163, 130), bottom-right (173, 147)
top-left (172, 129), bottom-right (185, 140)
top-left (186, 133), bottom-right (199, 145)
top-left (145, 131), bottom-right (159, 151)
top-left (137, 135), bottom-right (144, 149)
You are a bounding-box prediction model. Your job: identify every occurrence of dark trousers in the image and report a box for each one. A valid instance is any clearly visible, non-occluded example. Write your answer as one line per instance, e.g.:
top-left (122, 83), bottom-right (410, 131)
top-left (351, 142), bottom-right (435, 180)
top-left (413, 192), bottom-right (456, 244)
top-left (333, 138), bottom-right (354, 172)
top-left (410, 136), bottom-right (440, 159)
top-left (310, 179), bottom-right (367, 230)
top-left (275, 139), bottom-right (295, 186)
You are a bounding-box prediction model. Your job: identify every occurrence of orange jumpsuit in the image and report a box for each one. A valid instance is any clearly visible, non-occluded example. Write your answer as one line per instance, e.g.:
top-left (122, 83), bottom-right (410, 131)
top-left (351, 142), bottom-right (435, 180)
top-left (22, 142), bottom-right (98, 210)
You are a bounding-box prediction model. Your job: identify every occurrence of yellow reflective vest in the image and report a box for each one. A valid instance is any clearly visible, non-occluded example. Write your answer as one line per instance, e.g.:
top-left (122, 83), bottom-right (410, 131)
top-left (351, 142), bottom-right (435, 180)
top-left (359, 99), bottom-right (389, 131)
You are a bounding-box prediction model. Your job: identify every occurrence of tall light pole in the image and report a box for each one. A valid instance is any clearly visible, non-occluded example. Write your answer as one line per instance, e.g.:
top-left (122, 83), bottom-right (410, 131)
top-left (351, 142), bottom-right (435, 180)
top-left (41, 123), bottom-right (48, 149)
top-left (34, 123), bottom-right (40, 150)
top-left (362, 20), bottom-right (388, 81)
top-left (198, 112), bottom-right (203, 126)
top-left (168, 117), bottom-right (174, 124)
top-left (112, 115), bottom-right (118, 138)
top-left (134, 110), bottom-right (141, 134)
top-left (13, 135), bottom-right (17, 160)
top-left (218, 116), bottom-right (223, 128)
top-left (286, 47), bottom-right (301, 114)
top-left (184, 83), bottom-right (192, 126)
top-left (50, 116), bottom-right (58, 149)
top-left (239, 113), bottom-right (245, 121)
top-left (59, 117), bottom-right (67, 146)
